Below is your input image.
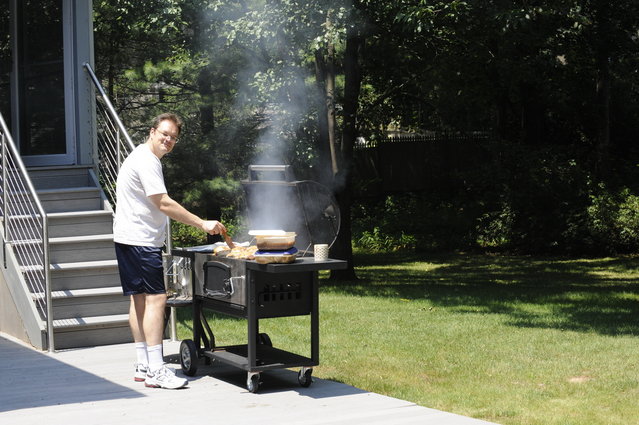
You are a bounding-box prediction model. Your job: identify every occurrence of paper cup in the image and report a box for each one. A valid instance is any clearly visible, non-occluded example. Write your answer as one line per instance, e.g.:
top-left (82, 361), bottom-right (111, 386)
top-left (314, 244), bottom-right (329, 261)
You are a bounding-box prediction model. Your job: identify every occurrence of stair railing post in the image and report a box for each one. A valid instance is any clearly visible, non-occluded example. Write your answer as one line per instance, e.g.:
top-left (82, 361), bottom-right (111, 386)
top-left (43, 215), bottom-right (53, 352)
top-left (2, 130), bottom-right (7, 269)
top-left (117, 131), bottom-right (121, 172)
top-left (165, 217), bottom-right (177, 341)
top-left (1, 131), bottom-right (7, 268)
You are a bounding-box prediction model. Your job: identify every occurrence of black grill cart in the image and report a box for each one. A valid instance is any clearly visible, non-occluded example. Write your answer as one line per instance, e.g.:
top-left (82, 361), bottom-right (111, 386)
top-left (172, 165), bottom-right (346, 392)
top-left (174, 248), bottom-right (346, 393)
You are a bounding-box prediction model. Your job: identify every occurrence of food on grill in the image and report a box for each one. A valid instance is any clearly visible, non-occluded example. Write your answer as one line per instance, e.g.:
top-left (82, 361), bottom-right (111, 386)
top-left (213, 245), bottom-right (230, 255)
top-left (221, 245), bottom-right (258, 260)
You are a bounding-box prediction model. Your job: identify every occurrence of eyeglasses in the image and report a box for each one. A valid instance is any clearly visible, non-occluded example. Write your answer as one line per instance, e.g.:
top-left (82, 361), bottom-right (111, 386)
top-left (155, 128), bottom-right (179, 143)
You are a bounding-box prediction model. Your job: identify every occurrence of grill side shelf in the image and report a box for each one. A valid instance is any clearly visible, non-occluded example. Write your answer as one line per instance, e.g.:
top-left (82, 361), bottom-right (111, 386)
top-left (246, 257), bottom-right (347, 273)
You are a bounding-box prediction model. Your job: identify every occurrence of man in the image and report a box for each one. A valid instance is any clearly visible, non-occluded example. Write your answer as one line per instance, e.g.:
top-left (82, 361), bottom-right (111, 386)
top-left (113, 113), bottom-right (226, 389)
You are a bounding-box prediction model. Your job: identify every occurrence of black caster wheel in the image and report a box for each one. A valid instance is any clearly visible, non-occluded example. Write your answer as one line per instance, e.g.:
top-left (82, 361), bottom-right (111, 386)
top-left (298, 368), bottom-right (313, 387)
top-left (258, 332), bottom-right (272, 347)
top-left (179, 339), bottom-right (199, 377)
top-left (247, 373), bottom-right (260, 393)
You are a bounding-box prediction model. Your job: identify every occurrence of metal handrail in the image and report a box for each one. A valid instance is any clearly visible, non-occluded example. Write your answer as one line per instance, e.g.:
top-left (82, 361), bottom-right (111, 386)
top-left (83, 62), bottom-right (177, 340)
top-left (84, 63), bottom-right (135, 152)
top-left (0, 112), bottom-right (53, 352)
top-left (84, 62), bottom-right (135, 208)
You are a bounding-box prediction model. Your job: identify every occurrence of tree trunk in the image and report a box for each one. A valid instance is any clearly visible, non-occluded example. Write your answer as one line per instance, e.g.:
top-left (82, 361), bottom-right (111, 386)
top-left (314, 50), bottom-right (333, 186)
top-left (329, 24), bottom-right (361, 281)
top-left (593, 0), bottom-right (611, 174)
top-left (595, 54), bottom-right (610, 172)
top-left (326, 42), bottom-right (338, 176)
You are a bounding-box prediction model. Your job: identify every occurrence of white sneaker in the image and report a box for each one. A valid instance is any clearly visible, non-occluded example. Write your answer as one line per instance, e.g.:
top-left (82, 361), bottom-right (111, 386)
top-left (134, 363), bottom-right (148, 382)
top-left (144, 365), bottom-right (188, 389)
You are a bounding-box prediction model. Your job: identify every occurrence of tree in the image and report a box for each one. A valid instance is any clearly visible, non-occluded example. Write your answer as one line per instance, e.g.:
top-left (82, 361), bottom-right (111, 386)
top-left (93, 0), bottom-right (639, 256)
top-left (565, 0), bottom-right (639, 172)
top-left (94, 0), bottom-right (256, 223)
top-left (363, 0), bottom-right (639, 153)
top-left (329, 6), bottom-right (363, 279)
top-left (93, 0), bottom-right (186, 101)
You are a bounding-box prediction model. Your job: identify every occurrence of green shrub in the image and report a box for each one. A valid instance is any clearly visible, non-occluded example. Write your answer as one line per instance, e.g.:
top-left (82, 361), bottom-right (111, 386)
top-left (617, 192), bottom-right (639, 248)
top-left (356, 226), bottom-right (416, 252)
top-left (586, 186), bottom-right (639, 253)
top-left (352, 142), bottom-right (639, 255)
top-left (352, 193), bottom-right (478, 252)
top-left (170, 221), bottom-right (207, 247)
top-left (475, 204), bottom-right (514, 248)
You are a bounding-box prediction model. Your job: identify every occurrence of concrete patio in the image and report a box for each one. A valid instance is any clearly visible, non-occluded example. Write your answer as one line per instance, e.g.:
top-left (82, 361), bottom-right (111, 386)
top-left (0, 334), bottom-right (499, 425)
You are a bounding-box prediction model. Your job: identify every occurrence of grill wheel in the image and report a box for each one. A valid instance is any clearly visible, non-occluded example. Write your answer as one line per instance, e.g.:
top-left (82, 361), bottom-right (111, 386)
top-left (180, 339), bottom-right (199, 376)
top-left (247, 373), bottom-right (260, 393)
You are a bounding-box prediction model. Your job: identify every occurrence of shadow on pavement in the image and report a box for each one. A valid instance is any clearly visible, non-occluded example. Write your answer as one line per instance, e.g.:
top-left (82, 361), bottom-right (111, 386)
top-left (164, 351), bottom-right (367, 398)
top-left (0, 336), bottom-right (144, 413)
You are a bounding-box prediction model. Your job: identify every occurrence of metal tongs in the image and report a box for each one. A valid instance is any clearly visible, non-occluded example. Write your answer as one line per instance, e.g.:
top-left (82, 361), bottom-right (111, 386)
top-left (221, 229), bottom-right (235, 249)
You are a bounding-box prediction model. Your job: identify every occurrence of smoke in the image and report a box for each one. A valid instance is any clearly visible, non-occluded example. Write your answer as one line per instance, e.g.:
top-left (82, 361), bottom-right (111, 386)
top-left (243, 181), bottom-right (303, 234)
top-left (246, 65), bottom-right (311, 166)
top-left (205, 2), bottom-right (350, 238)
top-left (230, 3), bottom-right (316, 231)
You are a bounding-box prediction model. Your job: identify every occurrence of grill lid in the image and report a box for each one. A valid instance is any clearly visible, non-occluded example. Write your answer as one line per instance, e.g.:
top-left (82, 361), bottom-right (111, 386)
top-left (241, 165), bottom-right (340, 254)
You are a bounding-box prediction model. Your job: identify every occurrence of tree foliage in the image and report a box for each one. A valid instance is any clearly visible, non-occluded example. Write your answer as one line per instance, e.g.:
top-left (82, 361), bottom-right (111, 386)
top-left (93, 0), bottom-right (639, 256)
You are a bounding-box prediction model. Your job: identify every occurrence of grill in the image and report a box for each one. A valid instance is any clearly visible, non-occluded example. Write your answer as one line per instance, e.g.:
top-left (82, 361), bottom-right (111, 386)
top-left (169, 165), bottom-right (346, 393)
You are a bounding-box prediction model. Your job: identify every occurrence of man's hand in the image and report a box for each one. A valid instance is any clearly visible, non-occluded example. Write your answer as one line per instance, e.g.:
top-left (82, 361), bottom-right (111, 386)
top-left (201, 220), bottom-right (226, 235)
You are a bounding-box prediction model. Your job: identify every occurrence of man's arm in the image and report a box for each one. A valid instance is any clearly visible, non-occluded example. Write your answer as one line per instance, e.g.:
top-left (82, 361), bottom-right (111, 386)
top-left (148, 193), bottom-right (225, 235)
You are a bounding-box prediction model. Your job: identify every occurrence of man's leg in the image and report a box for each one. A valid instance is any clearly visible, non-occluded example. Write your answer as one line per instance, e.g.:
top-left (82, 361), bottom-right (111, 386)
top-left (129, 294), bottom-right (146, 342)
top-left (129, 294), bottom-right (149, 381)
top-left (143, 293), bottom-right (167, 346)
top-left (131, 293), bottom-right (169, 374)
top-left (142, 293), bottom-right (167, 373)
top-left (142, 292), bottom-right (186, 389)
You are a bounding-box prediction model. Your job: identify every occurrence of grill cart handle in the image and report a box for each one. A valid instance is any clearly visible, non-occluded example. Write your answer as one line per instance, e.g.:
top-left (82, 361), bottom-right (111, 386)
top-left (204, 276), bottom-right (241, 299)
top-left (205, 281), bottom-right (229, 298)
top-left (203, 261), bottom-right (237, 299)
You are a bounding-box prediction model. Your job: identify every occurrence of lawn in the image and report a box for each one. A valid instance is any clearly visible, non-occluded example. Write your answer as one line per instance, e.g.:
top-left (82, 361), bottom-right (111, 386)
top-left (175, 252), bottom-right (639, 425)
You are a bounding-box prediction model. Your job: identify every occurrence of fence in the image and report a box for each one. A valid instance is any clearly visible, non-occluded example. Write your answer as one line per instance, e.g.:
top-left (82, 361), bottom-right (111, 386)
top-left (353, 132), bottom-right (494, 196)
top-left (355, 132), bottom-right (492, 150)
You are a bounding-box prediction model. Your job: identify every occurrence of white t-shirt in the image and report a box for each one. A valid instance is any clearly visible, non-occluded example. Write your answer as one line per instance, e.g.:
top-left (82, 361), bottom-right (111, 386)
top-left (113, 144), bottom-right (168, 247)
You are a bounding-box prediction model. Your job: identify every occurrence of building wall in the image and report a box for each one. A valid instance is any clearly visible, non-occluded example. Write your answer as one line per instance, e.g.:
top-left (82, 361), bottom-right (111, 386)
top-left (0, 271), bottom-right (31, 346)
top-left (71, 0), bottom-right (96, 166)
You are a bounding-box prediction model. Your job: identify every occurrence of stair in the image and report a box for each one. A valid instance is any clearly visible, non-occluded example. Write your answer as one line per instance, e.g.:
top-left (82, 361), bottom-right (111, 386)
top-left (25, 165), bottom-right (133, 349)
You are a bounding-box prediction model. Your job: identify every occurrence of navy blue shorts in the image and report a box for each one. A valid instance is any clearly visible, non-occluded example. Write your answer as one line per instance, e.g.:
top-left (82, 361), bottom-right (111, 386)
top-left (114, 243), bottom-right (166, 295)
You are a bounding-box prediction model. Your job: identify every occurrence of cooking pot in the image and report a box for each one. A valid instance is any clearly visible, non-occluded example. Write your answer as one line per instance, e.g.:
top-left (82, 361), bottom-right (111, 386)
top-left (249, 230), bottom-right (296, 250)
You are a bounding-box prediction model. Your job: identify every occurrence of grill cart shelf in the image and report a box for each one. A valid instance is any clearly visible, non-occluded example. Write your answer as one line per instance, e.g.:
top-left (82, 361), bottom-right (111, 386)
top-left (174, 249), bottom-right (346, 393)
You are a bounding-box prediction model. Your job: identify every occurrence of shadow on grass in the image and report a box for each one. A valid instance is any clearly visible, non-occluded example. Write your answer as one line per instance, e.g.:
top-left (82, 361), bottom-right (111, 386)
top-left (321, 252), bottom-right (639, 336)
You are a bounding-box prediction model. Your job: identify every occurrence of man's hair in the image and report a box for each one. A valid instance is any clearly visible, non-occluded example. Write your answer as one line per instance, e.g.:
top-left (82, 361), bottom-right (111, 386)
top-left (151, 113), bottom-right (183, 135)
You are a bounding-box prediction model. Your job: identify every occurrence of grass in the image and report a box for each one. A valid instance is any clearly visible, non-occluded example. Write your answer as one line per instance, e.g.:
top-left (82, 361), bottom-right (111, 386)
top-left (174, 252), bottom-right (639, 425)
